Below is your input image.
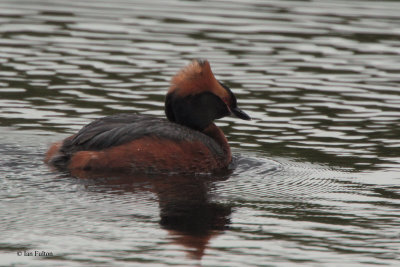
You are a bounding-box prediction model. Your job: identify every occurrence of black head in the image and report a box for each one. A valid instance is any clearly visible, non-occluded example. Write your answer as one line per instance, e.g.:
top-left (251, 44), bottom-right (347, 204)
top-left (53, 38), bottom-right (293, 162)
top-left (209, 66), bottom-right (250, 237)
top-left (165, 60), bottom-right (250, 131)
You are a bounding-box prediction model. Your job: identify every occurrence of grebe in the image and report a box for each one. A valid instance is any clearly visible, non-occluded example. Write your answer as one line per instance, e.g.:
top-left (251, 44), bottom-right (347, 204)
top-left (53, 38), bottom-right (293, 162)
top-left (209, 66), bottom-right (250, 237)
top-left (45, 59), bottom-right (250, 175)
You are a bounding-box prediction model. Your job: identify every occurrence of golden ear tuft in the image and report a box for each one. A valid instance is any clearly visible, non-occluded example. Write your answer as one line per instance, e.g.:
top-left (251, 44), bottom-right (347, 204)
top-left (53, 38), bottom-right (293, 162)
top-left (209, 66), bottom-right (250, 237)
top-left (169, 59), bottom-right (217, 95)
top-left (195, 59), bottom-right (213, 78)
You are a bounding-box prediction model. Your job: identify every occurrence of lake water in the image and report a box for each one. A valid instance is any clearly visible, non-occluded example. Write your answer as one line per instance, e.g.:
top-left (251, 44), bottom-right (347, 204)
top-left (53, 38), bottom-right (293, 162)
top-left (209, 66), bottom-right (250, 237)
top-left (1, 0), bottom-right (400, 266)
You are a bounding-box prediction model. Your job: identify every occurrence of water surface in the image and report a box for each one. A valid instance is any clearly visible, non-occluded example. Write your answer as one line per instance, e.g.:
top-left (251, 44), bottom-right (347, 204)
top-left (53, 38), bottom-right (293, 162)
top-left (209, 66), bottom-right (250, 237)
top-left (1, 0), bottom-right (400, 266)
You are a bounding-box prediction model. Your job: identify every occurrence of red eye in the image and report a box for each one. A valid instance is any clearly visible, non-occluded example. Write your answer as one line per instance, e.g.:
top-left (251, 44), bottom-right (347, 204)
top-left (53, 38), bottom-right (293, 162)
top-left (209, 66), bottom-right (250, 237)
top-left (222, 96), bottom-right (229, 105)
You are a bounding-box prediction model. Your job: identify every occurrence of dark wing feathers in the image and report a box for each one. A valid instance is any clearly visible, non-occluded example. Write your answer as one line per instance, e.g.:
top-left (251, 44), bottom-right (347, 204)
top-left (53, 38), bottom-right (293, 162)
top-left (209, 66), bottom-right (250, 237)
top-left (60, 114), bottom-right (223, 156)
top-left (71, 114), bottom-right (149, 146)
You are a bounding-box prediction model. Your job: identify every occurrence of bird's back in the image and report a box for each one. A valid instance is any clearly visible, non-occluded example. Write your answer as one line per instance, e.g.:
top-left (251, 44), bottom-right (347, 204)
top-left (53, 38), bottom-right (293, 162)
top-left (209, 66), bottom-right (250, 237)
top-left (47, 114), bottom-right (226, 175)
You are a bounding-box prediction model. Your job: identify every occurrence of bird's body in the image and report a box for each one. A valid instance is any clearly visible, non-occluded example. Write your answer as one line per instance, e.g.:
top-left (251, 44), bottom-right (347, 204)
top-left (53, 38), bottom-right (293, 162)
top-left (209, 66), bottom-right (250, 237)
top-left (45, 59), bottom-right (250, 175)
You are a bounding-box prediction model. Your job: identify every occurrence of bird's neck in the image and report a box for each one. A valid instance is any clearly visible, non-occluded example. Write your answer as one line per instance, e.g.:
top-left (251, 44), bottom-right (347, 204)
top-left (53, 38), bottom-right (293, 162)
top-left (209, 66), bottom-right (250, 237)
top-left (202, 123), bottom-right (231, 164)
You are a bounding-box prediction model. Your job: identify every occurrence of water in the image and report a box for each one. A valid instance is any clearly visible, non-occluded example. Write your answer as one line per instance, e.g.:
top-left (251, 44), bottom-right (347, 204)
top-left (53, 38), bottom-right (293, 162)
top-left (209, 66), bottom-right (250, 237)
top-left (1, 0), bottom-right (400, 265)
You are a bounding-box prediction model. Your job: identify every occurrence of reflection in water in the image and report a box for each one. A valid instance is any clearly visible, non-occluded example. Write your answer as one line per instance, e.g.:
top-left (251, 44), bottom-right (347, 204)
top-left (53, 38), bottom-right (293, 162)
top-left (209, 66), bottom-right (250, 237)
top-left (157, 176), bottom-right (231, 260)
top-left (83, 173), bottom-right (231, 260)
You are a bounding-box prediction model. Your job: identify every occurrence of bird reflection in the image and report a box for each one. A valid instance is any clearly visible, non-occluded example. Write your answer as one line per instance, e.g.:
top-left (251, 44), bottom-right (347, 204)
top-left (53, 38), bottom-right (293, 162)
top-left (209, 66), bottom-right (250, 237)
top-left (157, 175), bottom-right (231, 259)
top-left (73, 171), bottom-right (232, 260)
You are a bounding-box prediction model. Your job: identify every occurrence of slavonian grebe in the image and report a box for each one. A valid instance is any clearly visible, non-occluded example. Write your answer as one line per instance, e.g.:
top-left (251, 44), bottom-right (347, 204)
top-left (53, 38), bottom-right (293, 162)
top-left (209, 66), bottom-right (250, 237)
top-left (45, 59), bottom-right (250, 175)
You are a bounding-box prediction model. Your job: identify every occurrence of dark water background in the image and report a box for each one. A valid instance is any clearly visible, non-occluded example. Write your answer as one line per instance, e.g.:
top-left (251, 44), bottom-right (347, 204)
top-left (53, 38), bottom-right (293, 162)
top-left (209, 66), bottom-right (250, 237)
top-left (1, 0), bottom-right (400, 266)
